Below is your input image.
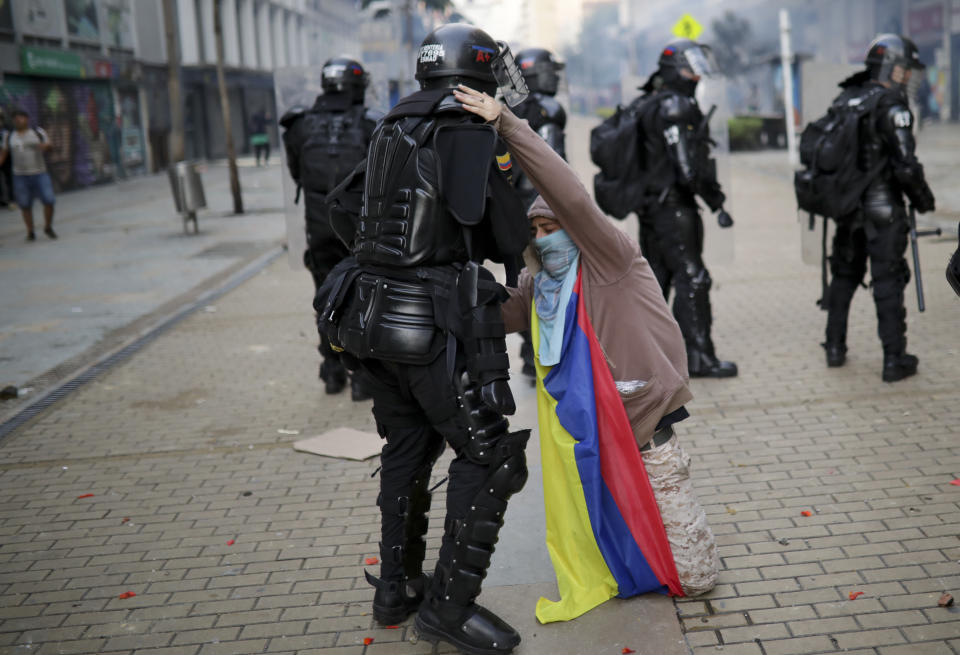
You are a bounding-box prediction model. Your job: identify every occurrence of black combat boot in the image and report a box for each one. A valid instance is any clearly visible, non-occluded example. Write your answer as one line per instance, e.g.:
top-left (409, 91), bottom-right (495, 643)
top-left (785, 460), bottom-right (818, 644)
top-left (687, 349), bottom-right (738, 378)
top-left (319, 359), bottom-right (347, 394)
top-left (365, 571), bottom-right (430, 625)
top-left (823, 342), bottom-right (847, 367)
top-left (882, 351), bottom-right (918, 382)
top-left (415, 593), bottom-right (520, 655)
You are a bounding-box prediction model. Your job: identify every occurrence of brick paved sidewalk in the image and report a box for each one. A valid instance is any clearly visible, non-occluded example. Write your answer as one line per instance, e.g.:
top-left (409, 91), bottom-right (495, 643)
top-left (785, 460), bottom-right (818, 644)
top-left (1, 119), bottom-right (959, 655)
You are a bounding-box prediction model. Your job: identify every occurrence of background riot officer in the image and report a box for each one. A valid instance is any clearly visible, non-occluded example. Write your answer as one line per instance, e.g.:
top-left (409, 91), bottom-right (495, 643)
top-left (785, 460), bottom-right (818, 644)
top-left (510, 47), bottom-right (568, 381)
top-left (823, 34), bottom-right (935, 382)
top-left (280, 57), bottom-right (380, 400)
top-left (318, 24), bottom-right (530, 655)
top-left (634, 39), bottom-right (737, 378)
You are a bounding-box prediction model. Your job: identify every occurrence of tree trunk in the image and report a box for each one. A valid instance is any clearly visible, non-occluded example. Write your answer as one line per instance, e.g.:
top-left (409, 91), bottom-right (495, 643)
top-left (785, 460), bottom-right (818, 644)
top-left (162, 0), bottom-right (185, 164)
top-left (214, 0), bottom-right (244, 214)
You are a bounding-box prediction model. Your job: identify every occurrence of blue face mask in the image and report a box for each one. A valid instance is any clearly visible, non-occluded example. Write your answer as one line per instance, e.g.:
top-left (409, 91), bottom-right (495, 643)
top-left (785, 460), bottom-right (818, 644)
top-left (535, 229), bottom-right (579, 279)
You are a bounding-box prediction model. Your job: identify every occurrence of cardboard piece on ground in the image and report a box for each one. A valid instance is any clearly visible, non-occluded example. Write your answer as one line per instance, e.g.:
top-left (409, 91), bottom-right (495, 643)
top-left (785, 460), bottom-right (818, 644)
top-left (293, 428), bottom-right (382, 461)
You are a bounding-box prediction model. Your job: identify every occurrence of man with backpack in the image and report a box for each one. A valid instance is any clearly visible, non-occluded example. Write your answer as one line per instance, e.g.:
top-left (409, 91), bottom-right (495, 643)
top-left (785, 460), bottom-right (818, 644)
top-left (280, 57), bottom-right (381, 401)
top-left (796, 35), bottom-right (935, 382)
top-left (594, 40), bottom-right (736, 378)
top-left (0, 109), bottom-right (57, 241)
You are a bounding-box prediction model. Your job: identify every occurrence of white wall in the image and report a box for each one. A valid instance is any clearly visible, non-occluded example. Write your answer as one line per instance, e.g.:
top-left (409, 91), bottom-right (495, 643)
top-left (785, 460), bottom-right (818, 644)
top-left (177, 0), bottom-right (200, 64)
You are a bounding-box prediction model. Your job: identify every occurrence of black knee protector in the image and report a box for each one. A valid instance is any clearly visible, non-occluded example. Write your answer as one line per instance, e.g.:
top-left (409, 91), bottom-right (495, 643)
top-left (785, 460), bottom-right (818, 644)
top-left (689, 267), bottom-right (712, 294)
top-left (436, 429), bottom-right (530, 606)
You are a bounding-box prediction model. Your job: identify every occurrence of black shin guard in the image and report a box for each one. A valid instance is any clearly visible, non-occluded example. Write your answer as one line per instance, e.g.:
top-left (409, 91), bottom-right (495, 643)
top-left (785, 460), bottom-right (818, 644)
top-left (417, 429), bottom-right (530, 654)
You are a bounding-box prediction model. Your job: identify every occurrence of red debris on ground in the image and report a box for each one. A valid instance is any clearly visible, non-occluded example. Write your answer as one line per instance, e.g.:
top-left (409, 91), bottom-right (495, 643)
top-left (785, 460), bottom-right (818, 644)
top-left (950, 479), bottom-right (960, 486)
top-left (363, 637), bottom-right (374, 645)
top-left (117, 591), bottom-right (137, 599)
top-left (801, 510), bottom-right (813, 517)
top-left (365, 557), bottom-right (379, 565)
top-left (76, 493), bottom-right (94, 499)
top-left (121, 517), bottom-right (130, 524)
top-left (385, 625), bottom-right (399, 629)
top-left (226, 539), bottom-right (235, 546)
top-left (622, 649), bottom-right (636, 654)
top-left (938, 593), bottom-right (954, 607)
top-left (848, 591), bottom-right (865, 600)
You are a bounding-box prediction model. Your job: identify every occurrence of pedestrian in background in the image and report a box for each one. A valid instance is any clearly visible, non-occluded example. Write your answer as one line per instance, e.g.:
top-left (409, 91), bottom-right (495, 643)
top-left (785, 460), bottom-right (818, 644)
top-left (250, 110), bottom-right (271, 166)
top-left (0, 109), bottom-right (57, 241)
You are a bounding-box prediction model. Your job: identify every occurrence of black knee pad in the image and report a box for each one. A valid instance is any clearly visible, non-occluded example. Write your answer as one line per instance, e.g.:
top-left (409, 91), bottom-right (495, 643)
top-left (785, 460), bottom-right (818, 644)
top-left (452, 373), bottom-right (510, 465)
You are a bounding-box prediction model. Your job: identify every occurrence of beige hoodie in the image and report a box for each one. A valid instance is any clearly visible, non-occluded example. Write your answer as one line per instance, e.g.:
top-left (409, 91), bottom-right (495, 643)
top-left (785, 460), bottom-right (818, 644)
top-left (497, 107), bottom-right (693, 447)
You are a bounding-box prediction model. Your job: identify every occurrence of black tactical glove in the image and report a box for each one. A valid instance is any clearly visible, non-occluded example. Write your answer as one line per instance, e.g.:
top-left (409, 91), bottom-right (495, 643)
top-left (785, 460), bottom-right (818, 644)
top-left (717, 209), bottom-right (734, 228)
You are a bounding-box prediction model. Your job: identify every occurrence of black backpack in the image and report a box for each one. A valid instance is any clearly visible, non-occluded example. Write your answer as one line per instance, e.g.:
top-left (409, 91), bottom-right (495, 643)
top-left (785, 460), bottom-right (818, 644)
top-left (301, 105), bottom-right (369, 196)
top-left (590, 96), bottom-right (654, 219)
top-left (794, 86), bottom-right (886, 220)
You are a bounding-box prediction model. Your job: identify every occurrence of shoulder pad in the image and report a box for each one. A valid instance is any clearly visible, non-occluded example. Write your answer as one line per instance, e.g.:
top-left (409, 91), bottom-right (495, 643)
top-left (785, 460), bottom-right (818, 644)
top-left (536, 95), bottom-right (567, 127)
top-left (279, 106), bottom-right (307, 128)
top-left (658, 93), bottom-right (694, 122)
top-left (882, 103), bottom-right (913, 130)
top-left (433, 124), bottom-right (498, 226)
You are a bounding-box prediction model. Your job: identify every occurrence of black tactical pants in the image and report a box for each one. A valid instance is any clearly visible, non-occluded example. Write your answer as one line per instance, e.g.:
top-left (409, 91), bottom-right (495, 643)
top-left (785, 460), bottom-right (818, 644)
top-left (638, 203), bottom-right (716, 357)
top-left (305, 214), bottom-right (351, 365)
top-left (826, 217), bottom-right (911, 354)
top-left (360, 354), bottom-right (494, 584)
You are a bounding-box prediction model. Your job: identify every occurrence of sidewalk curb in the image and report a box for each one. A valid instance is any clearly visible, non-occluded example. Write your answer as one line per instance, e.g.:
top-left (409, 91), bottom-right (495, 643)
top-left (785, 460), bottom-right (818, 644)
top-left (0, 243), bottom-right (286, 442)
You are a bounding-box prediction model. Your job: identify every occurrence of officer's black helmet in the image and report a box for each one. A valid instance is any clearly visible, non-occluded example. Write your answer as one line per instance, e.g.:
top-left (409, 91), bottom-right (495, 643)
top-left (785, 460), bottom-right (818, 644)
top-left (415, 23), bottom-right (500, 96)
top-left (516, 47), bottom-right (564, 96)
top-left (657, 39), bottom-right (718, 78)
top-left (321, 56), bottom-right (369, 102)
top-left (865, 34), bottom-right (925, 87)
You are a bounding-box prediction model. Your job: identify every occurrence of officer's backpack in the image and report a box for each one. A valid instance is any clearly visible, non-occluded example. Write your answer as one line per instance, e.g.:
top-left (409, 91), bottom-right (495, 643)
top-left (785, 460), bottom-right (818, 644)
top-left (793, 86), bottom-right (886, 220)
top-left (590, 96), bottom-right (655, 219)
top-left (301, 105), bottom-right (368, 196)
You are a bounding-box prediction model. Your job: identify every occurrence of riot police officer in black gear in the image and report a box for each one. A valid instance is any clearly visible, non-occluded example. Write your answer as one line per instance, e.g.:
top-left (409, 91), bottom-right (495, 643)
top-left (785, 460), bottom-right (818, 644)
top-left (280, 57), bottom-right (380, 400)
top-left (823, 34), bottom-right (935, 382)
top-left (318, 24), bottom-right (531, 655)
top-left (635, 39), bottom-right (737, 378)
top-left (509, 47), bottom-right (567, 380)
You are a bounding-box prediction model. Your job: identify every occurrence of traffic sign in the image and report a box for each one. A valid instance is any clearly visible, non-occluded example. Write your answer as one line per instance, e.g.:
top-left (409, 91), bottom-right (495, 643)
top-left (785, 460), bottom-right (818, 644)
top-left (671, 13), bottom-right (703, 41)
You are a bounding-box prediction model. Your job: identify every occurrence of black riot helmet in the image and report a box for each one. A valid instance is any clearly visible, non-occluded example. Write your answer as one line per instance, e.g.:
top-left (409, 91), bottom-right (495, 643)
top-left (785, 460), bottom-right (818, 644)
top-left (416, 23), bottom-right (529, 106)
top-left (864, 34), bottom-right (925, 88)
top-left (654, 39), bottom-right (718, 96)
top-left (516, 47), bottom-right (565, 96)
top-left (321, 57), bottom-right (369, 103)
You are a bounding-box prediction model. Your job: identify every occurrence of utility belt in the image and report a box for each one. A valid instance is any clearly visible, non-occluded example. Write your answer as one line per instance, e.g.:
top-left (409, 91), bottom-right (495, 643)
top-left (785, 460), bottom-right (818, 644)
top-left (316, 259), bottom-right (509, 381)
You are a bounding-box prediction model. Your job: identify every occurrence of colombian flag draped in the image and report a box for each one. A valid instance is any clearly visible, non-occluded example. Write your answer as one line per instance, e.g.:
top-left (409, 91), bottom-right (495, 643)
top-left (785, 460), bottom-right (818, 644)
top-left (532, 271), bottom-right (683, 624)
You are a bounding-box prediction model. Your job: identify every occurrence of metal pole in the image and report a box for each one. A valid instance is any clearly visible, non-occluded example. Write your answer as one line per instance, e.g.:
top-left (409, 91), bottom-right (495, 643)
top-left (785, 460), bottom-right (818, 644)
top-left (214, 0), bottom-right (244, 214)
top-left (779, 8), bottom-right (798, 166)
top-left (162, 0), bottom-right (185, 164)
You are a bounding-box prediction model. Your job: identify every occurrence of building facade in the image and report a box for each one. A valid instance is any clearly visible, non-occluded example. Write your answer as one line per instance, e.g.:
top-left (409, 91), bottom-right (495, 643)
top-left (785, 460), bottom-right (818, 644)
top-left (0, 0), bottom-right (361, 191)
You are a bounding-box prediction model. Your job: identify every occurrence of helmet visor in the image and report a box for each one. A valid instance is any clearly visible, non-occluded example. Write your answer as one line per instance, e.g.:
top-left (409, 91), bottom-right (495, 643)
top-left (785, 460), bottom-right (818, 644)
top-left (492, 41), bottom-right (530, 107)
top-left (681, 45), bottom-right (719, 77)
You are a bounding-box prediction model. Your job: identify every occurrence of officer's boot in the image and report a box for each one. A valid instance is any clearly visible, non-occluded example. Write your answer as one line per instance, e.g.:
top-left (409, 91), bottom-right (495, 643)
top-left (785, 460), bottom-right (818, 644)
top-left (319, 358), bottom-right (347, 394)
top-left (874, 268), bottom-right (915, 382)
top-left (678, 271), bottom-right (737, 378)
top-left (414, 430), bottom-right (530, 655)
top-left (367, 468), bottom-right (434, 625)
top-left (823, 276), bottom-right (858, 367)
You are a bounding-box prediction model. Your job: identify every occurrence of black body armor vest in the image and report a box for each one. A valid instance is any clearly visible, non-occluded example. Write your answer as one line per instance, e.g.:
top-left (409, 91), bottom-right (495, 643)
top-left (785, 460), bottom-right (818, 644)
top-left (355, 115), bottom-right (467, 267)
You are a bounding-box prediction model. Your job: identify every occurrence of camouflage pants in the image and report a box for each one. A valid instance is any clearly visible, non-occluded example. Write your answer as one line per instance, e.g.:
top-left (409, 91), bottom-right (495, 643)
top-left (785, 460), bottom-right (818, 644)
top-left (642, 434), bottom-right (719, 596)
